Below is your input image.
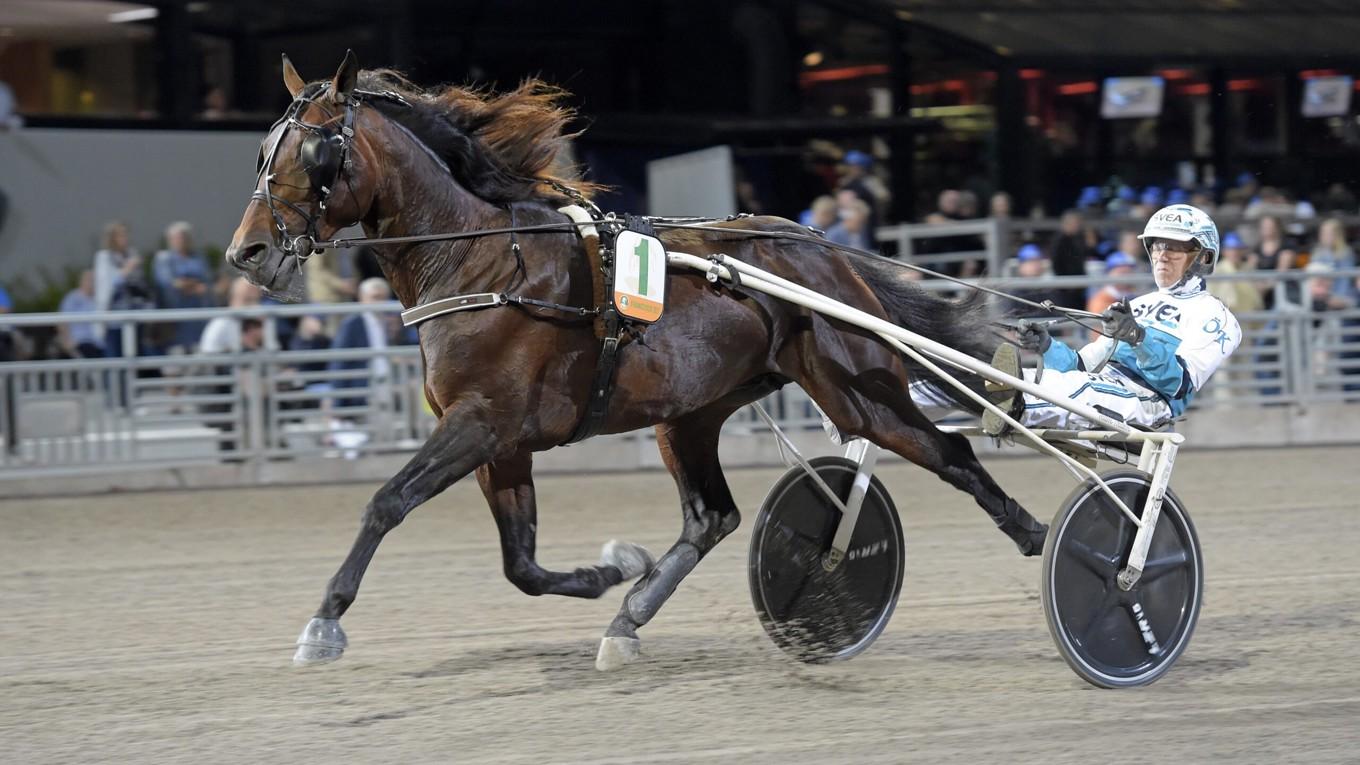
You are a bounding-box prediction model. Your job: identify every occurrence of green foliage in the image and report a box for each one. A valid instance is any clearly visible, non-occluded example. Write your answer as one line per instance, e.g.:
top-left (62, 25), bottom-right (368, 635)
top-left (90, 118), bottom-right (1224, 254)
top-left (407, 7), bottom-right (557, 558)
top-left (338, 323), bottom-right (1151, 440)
top-left (6, 265), bottom-right (82, 314)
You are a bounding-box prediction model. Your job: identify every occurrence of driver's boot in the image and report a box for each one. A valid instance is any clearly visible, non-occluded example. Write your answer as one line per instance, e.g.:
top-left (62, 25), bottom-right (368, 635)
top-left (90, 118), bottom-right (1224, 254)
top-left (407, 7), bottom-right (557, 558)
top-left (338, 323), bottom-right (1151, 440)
top-left (982, 342), bottom-right (1026, 437)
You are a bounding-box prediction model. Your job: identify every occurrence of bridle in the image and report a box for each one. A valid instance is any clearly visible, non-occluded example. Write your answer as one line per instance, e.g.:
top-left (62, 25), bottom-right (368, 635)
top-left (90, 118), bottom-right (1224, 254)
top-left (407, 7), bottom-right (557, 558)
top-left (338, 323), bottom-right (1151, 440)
top-left (252, 86), bottom-right (409, 262)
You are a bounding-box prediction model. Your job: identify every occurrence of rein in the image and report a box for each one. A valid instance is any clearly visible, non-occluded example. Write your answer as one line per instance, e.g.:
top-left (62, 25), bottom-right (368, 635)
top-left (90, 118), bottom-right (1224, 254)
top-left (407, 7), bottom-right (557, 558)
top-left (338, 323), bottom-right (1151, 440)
top-left (302, 213), bottom-right (1112, 337)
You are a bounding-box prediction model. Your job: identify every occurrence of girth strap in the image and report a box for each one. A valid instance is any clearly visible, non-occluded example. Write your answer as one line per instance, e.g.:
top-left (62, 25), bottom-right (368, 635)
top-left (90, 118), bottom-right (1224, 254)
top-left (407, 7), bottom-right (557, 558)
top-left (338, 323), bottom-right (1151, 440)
top-left (563, 305), bottom-right (623, 445)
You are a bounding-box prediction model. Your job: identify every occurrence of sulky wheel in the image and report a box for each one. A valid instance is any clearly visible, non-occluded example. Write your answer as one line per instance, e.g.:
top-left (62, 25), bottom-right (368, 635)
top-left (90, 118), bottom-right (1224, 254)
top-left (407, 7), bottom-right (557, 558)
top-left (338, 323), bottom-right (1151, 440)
top-left (748, 456), bottom-right (904, 664)
top-left (1041, 469), bottom-right (1203, 688)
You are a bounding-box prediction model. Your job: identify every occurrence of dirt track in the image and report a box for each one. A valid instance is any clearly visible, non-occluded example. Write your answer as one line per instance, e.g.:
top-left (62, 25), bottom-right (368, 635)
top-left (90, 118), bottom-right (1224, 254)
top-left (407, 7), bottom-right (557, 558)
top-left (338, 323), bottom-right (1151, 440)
top-left (3, 445), bottom-right (1359, 764)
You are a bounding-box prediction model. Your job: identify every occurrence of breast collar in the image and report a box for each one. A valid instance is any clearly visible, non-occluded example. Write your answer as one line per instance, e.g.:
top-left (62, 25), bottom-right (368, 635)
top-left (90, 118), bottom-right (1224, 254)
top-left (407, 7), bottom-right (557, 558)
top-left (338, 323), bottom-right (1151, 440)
top-left (397, 204), bottom-right (602, 327)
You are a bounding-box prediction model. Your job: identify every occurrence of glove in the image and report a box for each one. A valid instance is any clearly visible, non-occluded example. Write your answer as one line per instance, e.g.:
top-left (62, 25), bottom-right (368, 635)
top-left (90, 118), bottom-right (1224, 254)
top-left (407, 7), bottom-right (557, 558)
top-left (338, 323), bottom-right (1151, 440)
top-left (1102, 301), bottom-right (1146, 346)
top-left (1016, 319), bottom-right (1051, 353)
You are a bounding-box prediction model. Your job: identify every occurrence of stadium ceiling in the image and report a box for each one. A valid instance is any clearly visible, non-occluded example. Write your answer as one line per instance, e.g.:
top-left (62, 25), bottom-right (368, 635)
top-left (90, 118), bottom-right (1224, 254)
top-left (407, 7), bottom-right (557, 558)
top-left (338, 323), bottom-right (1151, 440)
top-left (884, 0), bottom-right (1360, 61)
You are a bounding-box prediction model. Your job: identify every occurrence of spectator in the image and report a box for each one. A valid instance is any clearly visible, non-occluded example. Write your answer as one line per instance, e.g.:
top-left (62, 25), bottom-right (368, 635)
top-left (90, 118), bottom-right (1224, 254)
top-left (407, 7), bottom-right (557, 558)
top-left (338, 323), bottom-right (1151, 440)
top-left (1076, 186), bottom-right (1103, 214)
top-left (1105, 185), bottom-right (1136, 217)
top-left (1319, 182), bottom-right (1357, 213)
top-left (153, 221), bottom-right (212, 350)
top-left (837, 150), bottom-right (882, 232)
top-left (200, 317), bottom-right (266, 452)
top-left (1208, 233), bottom-right (1263, 402)
top-left (826, 197), bottom-right (872, 250)
top-left (1309, 217), bottom-right (1357, 303)
top-left (1116, 229), bottom-right (1145, 267)
top-left (1306, 262), bottom-right (1353, 313)
top-left (989, 191), bottom-right (1016, 266)
top-left (1304, 262), bottom-right (1358, 391)
top-left (58, 269), bottom-right (103, 358)
top-left (1086, 252), bottom-right (1139, 326)
top-left (921, 189), bottom-right (972, 276)
top-left (93, 221), bottom-right (154, 356)
top-left (329, 278), bottom-right (415, 409)
top-left (1048, 210), bottom-right (1094, 310)
top-left (1011, 243), bottom-right (1060, 309)
top-left (200, 86), bottom-right (229, 120)
top-left (1189, 189), bottom-right (1217, 217)
top-left (1129, 186), bottom-right (1163, 221)
top-left (306, 250), bottom-right (357, 333)
top-left (288, 316), bottom-right (334, 374)
top-left (1209, 233), bottom-right (1264, 315)
top-left (802, 195), bottom-right (838, 231)
top-left (0, 281), bottom-right (13, 363)
top-left (1243, 187), bottom-right (1298, 221)
top-left (199, 277), bottom-right (278, 354)
top-left (1252, 215), bottom-right (1296, 310)
top-left (988, 191), bottom-right (1012, 220)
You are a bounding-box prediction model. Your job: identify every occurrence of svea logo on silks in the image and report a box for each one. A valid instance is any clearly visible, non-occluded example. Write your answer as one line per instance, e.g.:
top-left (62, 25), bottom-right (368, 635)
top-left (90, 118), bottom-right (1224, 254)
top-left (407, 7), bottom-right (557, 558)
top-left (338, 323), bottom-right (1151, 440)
top-left (613, 230), bottom-right (667, 322)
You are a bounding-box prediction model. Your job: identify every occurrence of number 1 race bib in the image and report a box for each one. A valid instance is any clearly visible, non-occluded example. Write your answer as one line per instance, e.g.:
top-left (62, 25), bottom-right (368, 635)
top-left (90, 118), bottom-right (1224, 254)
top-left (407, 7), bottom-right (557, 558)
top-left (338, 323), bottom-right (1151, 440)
top-left (613, 230), bottom-right (666, 323)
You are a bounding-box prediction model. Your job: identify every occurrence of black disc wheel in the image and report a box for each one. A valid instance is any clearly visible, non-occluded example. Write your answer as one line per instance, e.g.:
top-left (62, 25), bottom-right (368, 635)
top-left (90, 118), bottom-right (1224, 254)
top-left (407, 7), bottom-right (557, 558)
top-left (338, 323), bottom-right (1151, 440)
top-left (1041, 469), bottom-right (1203, 688)
top-left (749, 456), bottom-right (905, 663)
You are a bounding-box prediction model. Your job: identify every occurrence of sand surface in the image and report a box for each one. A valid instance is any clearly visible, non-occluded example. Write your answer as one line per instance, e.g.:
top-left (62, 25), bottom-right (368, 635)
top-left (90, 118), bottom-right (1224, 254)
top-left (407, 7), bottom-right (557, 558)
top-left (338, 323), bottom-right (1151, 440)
top-left (3, 446), bottom-right (1358, 763)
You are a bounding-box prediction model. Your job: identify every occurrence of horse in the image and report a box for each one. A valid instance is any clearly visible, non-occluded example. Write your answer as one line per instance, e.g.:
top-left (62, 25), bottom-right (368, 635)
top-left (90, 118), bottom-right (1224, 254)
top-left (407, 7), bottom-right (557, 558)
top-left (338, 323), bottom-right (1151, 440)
top-left (225, 51), bottom-right (1048, 669)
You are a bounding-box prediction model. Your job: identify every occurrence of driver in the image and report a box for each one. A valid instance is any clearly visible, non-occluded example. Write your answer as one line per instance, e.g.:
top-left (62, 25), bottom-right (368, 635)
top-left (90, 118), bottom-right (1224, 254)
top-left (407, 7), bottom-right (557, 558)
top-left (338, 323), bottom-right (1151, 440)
top-left (913, 204), bottom-right (1243, 433)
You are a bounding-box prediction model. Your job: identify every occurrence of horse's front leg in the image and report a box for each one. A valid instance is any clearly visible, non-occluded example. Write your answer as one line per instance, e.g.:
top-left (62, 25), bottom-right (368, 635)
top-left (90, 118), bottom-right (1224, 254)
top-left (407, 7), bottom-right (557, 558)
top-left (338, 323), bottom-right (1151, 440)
top-left (477, 449), bottom-right (654, 598)
top-left (293, 400), bottom-right (498, 666)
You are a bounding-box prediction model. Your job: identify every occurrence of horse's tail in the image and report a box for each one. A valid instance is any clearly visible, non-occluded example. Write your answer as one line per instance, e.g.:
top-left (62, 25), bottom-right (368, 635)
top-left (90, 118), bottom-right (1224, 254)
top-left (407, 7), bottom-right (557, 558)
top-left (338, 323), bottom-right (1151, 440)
top-left (848, 255), bottom-right (1002, 414)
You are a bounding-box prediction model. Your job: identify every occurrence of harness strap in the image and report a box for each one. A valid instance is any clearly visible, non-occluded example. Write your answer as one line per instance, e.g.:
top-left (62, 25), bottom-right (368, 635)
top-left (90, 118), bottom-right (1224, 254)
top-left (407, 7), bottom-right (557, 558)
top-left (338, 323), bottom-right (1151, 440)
top-left (564, 305), bottom-right (623, 445)
top-left (400, 292), bottom-right (504, 327)
top-left (562, 214), bottom-right (650, 445)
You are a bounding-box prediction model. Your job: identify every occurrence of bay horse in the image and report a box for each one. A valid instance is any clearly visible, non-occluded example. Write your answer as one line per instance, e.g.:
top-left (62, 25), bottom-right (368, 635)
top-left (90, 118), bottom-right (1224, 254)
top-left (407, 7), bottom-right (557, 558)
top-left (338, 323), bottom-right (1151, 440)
top-left (225, 52), bottom-right (1048, 669)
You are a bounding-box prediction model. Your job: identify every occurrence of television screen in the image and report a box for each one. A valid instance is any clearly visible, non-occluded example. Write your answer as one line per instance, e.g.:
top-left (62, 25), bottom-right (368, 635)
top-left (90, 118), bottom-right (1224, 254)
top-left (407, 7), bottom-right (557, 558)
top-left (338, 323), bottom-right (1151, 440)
top-left (1301, 76), bottom-right (1353, 118)
top-left (1101, 77), bottom-right (1165, 119)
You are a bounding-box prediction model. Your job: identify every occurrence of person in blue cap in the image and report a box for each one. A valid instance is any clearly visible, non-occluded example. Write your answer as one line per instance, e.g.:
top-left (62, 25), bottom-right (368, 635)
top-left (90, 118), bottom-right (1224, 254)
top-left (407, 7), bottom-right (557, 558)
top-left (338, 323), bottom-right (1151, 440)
top-left (1011, 243), bottom-right (1063, 307)
top-left (1086, 250), bottom-right (1139, 322)
top-left (837, 149), bottom-right (880, 232)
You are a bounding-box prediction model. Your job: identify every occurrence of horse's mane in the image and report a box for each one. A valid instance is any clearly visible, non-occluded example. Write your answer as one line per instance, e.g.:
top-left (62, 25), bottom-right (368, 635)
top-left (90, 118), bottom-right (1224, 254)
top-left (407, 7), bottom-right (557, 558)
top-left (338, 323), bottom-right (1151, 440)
top-left (344, 70), bottom-right (600, 206)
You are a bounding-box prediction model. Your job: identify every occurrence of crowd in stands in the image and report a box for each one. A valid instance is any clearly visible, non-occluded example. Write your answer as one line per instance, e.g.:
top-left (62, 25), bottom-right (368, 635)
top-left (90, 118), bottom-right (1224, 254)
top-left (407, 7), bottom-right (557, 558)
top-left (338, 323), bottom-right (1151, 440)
top-left (0, 219), bottom-right (419, 453)
top-left (24, 219), bottom-right (415, 365)
top-left (794, 160), bottom-right (1360, 322)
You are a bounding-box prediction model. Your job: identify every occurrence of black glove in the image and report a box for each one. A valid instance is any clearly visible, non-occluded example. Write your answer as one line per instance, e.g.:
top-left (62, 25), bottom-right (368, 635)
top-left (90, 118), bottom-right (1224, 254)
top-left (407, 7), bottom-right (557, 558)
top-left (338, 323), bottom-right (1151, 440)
top-left (1016, 319), bottom-right (1051, 353)
top-left (1103, 301), bottom-right (1146, 346)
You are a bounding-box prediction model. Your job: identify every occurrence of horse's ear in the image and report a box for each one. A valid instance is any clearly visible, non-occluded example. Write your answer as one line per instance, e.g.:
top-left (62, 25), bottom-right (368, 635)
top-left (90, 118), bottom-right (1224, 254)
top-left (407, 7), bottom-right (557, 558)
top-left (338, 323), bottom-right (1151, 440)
top-left (331, 49), bottom-right (358, 99)
top-left (281, 54), bottom-right (306, 98)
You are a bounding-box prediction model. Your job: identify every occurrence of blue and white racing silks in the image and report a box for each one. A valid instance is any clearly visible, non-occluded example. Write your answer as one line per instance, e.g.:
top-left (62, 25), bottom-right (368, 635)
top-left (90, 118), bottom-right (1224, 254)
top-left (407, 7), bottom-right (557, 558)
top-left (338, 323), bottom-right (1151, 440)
top-left (1040, 276), bottom-right (1242, 416)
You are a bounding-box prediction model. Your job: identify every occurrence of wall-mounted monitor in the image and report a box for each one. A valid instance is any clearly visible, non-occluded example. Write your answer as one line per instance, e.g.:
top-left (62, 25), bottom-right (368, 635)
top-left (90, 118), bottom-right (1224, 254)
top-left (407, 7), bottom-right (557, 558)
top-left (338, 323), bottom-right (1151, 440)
top-left (1301, 76), bottom-right (1353, 118)
top-left (1101, 77), bottom-right (1165, 119)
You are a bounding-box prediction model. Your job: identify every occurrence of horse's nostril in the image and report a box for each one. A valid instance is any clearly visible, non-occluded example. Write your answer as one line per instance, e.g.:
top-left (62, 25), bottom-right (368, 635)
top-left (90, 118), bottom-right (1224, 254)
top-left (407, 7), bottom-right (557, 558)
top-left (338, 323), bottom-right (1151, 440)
top-left (238, 243), bottom-right (267, 263)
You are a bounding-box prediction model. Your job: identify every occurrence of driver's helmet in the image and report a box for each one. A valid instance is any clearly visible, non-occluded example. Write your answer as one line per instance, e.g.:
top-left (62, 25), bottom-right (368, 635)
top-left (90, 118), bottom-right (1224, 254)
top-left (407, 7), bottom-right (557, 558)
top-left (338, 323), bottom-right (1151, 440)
top-left (1138, 204), bottom-right (1220, 276)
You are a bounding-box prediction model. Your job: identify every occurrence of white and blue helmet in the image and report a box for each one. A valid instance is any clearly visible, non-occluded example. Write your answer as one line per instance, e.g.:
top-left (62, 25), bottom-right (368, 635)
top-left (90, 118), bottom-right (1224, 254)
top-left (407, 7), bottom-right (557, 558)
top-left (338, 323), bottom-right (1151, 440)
top-left (1138, 204), bottom-right (1220, 276)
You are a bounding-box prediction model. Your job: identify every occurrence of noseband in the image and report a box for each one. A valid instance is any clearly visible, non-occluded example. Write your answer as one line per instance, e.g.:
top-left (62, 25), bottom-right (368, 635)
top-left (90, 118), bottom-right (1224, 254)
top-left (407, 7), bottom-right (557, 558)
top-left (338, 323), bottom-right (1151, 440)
top-left (252, 87), bottom-right (408, 260)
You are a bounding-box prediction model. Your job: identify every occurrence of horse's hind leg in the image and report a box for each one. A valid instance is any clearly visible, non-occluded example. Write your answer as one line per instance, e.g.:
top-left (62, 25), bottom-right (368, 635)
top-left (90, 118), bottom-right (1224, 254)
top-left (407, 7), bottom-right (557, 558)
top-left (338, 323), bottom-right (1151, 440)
top-left (597, 405), bottom-right (740, 670)
top-left (802, 367), bottom-right (1047, 556)
top-left (476, 449), bottom-right (654, 598)
top-left (294, 402), bottom-right (497, 666)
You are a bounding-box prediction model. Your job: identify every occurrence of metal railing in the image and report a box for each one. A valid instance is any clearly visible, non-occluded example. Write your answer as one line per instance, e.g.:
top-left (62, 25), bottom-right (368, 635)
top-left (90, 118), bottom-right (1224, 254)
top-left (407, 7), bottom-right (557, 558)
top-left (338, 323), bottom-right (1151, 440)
top-left (1, 270), bottom-right (1357, 478)
top-left (875, 214), bottom-right (1360, 277)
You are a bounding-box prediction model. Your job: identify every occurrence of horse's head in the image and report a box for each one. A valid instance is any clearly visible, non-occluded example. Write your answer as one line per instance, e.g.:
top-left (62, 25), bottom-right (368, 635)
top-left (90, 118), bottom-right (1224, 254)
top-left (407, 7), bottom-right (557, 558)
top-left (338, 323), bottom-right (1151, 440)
top-left (226, 50), bottom-right (379, 301)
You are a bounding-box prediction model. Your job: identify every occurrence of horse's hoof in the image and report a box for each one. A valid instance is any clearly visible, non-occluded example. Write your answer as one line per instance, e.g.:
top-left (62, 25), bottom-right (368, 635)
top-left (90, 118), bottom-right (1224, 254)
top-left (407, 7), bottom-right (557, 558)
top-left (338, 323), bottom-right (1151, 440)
top-left (600, 540), bottom-right (655, 581)
top-left (596, 635), bottom-right (642, 671)
top-left (293, 617), bottom-right (347, 666)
